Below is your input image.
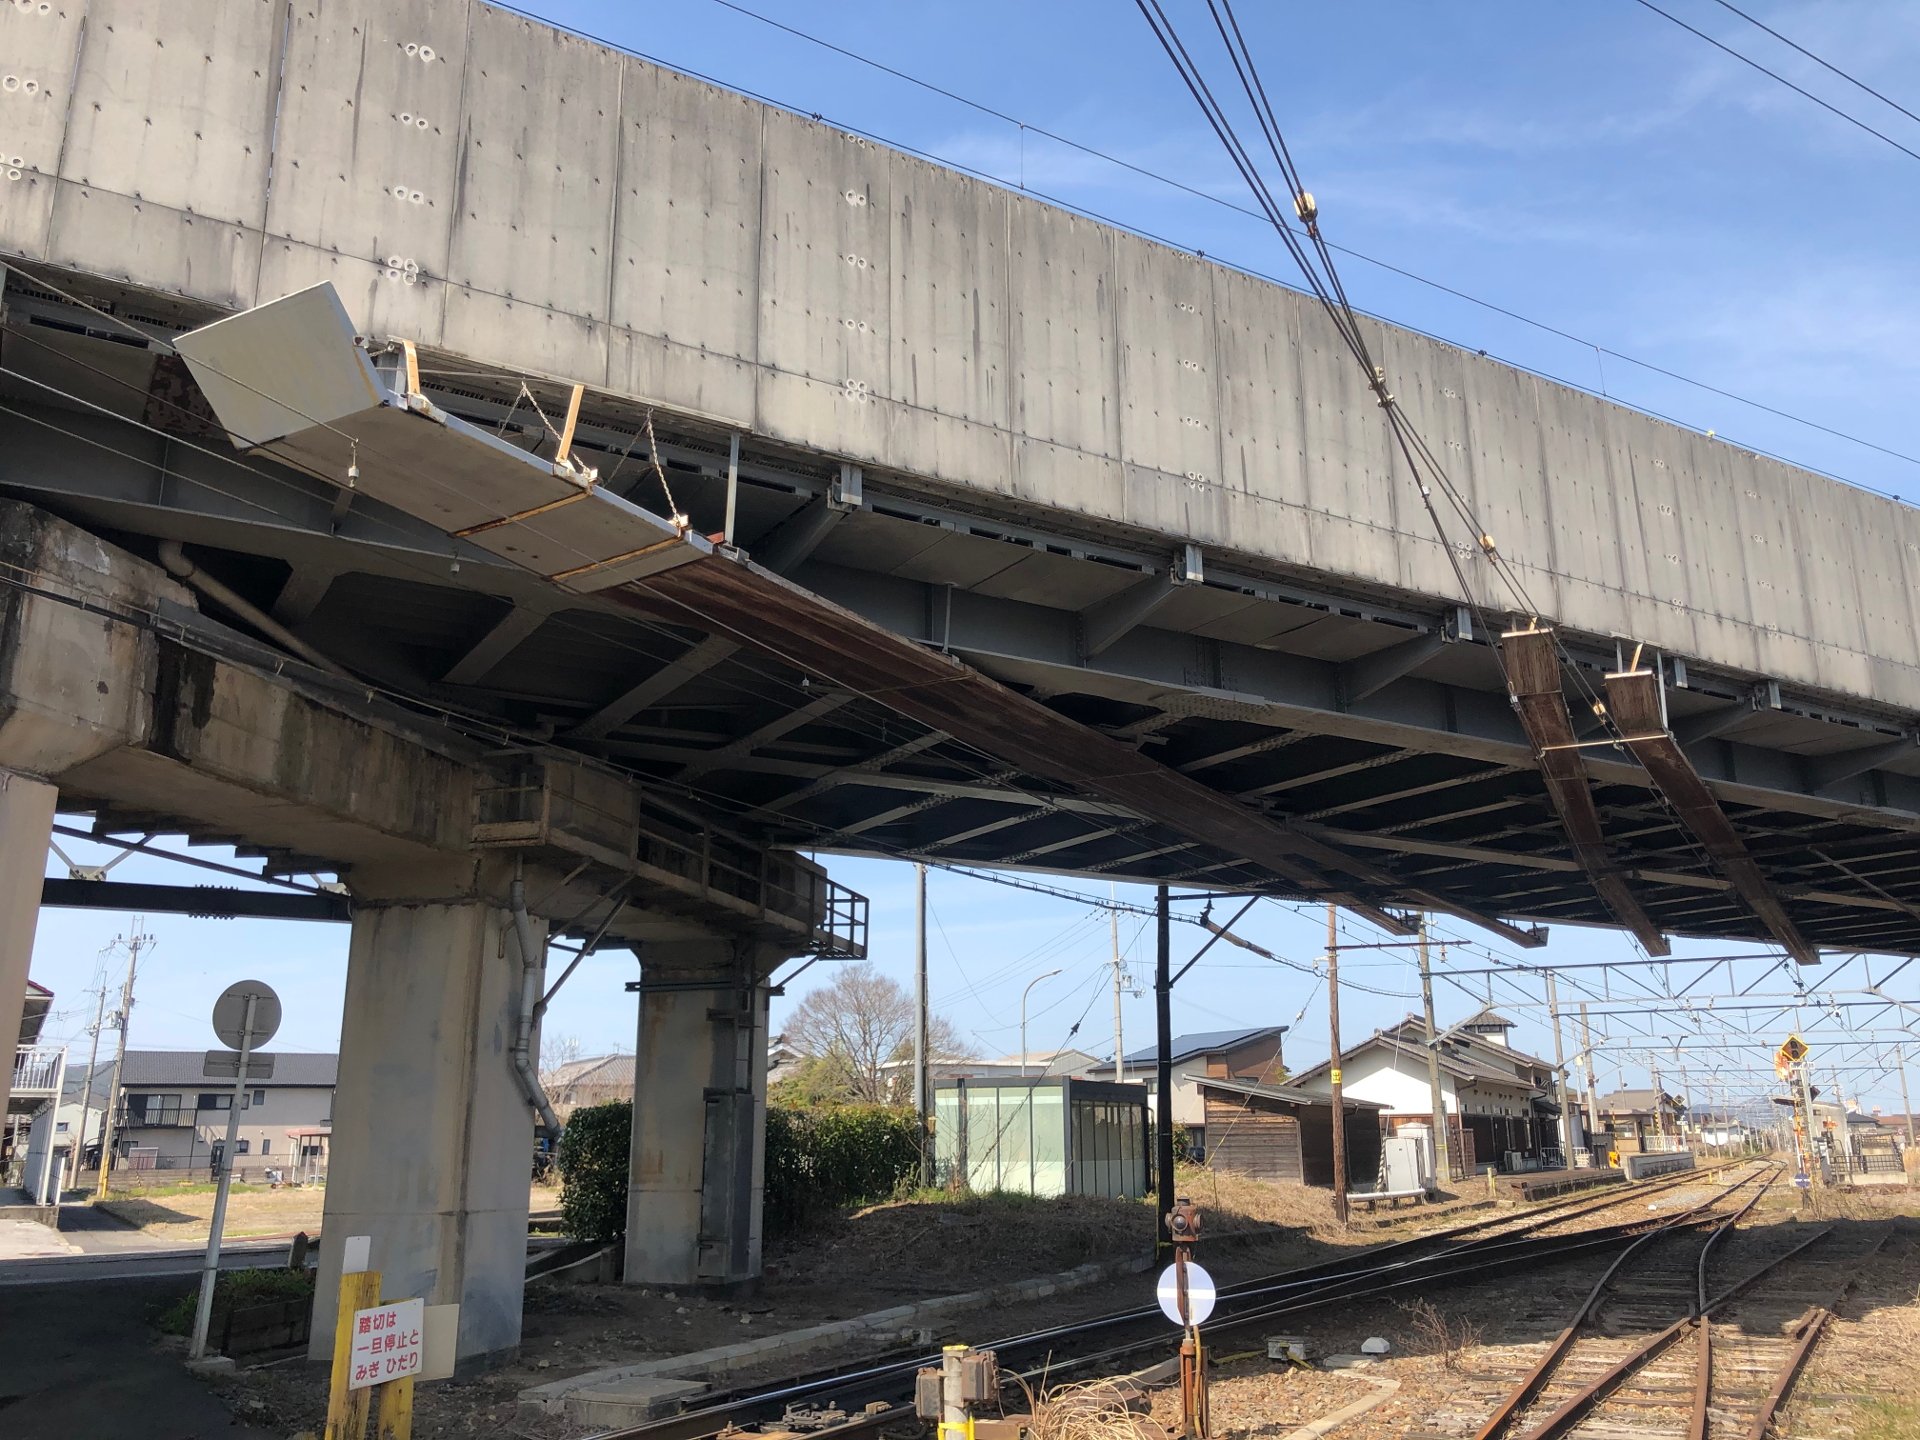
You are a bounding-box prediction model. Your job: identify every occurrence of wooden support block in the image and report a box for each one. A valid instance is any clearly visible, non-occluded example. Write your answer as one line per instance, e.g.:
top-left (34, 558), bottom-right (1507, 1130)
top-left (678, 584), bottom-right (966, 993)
top-left (325, 1269), bottom-right (383, 1440)
top-left (378, 1376), bottom-right (415, 1440)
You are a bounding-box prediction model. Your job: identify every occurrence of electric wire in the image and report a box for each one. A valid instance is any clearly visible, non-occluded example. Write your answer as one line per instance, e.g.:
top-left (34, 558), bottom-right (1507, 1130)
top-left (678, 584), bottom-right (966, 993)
top-left (1709, 0), bottom-right (1920, 129)
top-left (1630, 0), bottom-right (1920, 165)
top-left (467, 3), bottom-right (1920, 493)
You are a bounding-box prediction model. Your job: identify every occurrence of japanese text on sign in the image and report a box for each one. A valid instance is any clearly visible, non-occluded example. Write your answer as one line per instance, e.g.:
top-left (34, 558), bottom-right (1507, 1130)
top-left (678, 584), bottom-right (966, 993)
top-left (348, 1296), bottom-right (424, 1390)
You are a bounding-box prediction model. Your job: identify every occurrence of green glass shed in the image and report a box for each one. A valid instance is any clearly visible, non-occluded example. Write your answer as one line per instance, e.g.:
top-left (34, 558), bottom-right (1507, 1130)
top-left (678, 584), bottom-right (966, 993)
top-left (932, 1076), bottom-right (1150, 1199)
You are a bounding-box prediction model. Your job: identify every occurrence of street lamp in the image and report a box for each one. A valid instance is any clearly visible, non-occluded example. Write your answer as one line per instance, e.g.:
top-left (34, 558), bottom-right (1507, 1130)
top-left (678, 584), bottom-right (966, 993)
top-left (1021, 969), bottom-right (1064, 1078)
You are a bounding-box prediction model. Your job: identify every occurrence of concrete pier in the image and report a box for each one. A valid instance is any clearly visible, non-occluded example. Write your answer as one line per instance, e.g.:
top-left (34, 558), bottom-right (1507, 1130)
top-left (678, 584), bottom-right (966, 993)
top-left (626, 941), bottom-right (781, 1292)
top-left (0, 772), bottom-right (57, 1114)
top-left (310, 869), bottom-right (545, 1367)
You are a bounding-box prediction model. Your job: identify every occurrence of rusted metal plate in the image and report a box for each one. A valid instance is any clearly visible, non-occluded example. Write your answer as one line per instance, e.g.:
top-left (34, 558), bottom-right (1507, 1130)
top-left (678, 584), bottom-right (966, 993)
top-left (1604, 668), bottom-right (1819, 964)
top-left (1502, 628), bottom-right (1669, 956)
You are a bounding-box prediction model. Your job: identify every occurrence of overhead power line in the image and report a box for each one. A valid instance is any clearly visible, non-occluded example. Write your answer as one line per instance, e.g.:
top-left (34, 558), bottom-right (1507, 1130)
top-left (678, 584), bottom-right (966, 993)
top-left (1710, 0), bottom-right (1920, 129)
top-left (1629, 0), bottom-right (1920, 165)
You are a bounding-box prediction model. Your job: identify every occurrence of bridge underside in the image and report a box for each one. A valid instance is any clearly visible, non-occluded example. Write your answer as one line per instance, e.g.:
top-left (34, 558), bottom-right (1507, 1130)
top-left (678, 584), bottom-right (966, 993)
top-left (6, 268), bottom-right (1920, 957)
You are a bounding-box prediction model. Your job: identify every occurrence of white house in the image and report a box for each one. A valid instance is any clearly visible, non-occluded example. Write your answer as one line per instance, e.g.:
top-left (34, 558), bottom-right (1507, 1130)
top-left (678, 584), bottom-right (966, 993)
top-left (103, 1051), bottom-right (338, 1181)
top-left (1290, 1010), bottom-right (1569, 1177)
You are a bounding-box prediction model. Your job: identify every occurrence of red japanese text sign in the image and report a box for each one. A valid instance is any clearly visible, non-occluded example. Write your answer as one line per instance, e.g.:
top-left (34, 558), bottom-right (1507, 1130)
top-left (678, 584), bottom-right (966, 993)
top-left (348, 1296), bottom-right (424, 1390)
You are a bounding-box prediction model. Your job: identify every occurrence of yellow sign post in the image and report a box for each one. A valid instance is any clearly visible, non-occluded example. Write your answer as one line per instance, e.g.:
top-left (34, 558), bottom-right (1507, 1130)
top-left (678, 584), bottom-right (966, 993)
top-left (323, 1267), bottom-right (416, 1440)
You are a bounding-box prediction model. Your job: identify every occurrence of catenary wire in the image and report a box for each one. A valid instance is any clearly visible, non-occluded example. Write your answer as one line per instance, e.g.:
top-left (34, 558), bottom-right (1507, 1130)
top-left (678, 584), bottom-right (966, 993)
top-left (1628, 0), bottom-right (1920, 165)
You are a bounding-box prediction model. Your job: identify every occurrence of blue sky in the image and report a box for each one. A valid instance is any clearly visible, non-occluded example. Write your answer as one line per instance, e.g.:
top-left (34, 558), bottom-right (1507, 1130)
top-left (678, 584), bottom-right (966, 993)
top-left (27, 1), bottom-right (1920, 1117)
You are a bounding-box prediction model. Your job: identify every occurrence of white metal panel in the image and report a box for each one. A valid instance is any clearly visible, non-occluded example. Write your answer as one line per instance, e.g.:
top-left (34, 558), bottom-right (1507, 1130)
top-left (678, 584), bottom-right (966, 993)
top-left (752, 110), bottom-right (893, 459)
top-left (259, 0), bottom-right (469, 341)
top-left (57, 0), bottom-right (281, 226)
top-left (0, 0), bottom-right (86, 258)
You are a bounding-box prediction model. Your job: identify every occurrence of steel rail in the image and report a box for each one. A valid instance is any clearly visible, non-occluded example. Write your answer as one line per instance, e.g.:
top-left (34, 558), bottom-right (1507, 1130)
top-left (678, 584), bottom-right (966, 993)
top-left (588, 1162), bottom-right (1770, 1440)
top-left (1507, 1186), bottom-right (1815, 1440)
top-left (1468, 1165), bottom-right (1778, 1440)
top-left (1739, 1226), bottom-right (1892, 1440)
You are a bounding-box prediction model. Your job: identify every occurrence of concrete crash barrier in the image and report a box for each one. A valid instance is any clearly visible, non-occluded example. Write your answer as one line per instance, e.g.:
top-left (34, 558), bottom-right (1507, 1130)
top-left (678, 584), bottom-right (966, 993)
top-left (1623, 1152), bottom-right (1696, 1181)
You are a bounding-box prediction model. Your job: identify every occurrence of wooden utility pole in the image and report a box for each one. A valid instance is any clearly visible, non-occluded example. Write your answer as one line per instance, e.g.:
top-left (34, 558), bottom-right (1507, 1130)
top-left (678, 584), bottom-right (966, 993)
top-left (1326, 905), bottom-right (1348, 1226)
top-left (1154, 886), bottom-right (1175, 1257)
top-left (1416, 919), bottom-right (1450, 1186)
top-left (67, 979), bottom-right (108, 1194)
top-left (93, 926), bottom-right (151, 1199)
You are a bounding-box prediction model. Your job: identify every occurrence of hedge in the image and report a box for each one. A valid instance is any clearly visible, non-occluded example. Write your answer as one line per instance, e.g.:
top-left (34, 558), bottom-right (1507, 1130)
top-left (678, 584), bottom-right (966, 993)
top-left (764, 1104), bottom-right (922, 1234)
top-left (555, 1099), bottom-right (633, 1242)
top-left (556, 1100), bottom-right (920, 1242)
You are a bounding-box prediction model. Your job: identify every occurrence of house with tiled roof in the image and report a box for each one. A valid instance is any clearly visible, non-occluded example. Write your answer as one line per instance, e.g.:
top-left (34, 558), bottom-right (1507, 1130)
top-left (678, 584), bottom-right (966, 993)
top-left (1085, 1026), bottom-right (1289, 1156)
top-left (1291, 1010), bottom-right (1568, 1179)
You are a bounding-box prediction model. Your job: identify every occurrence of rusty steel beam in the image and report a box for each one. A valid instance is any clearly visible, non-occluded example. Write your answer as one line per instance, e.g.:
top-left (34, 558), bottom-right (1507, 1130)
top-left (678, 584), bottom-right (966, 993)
top-left (1503, 628), bottom-right (1670, 955)
top-left (1604, 667), bottom-right (1821, 965)
top-left (609, 555), bottom-right (1467, 935)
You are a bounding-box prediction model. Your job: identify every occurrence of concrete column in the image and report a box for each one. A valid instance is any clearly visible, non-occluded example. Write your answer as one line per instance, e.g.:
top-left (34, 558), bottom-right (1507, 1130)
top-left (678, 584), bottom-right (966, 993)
top-left (0, 771), bottom-right (57, 1115)
top-left (625, 940), bottom-right (778, 1291)
top-left (312, 889), bottom-right (544, 1368)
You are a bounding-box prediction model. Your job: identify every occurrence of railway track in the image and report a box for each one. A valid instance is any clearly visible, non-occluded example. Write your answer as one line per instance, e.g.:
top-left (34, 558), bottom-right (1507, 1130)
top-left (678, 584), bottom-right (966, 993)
top-left (588, 1161), bottom-right (1772, 1440)
top-left (1413, 1171), bottom-right (1889, 1440)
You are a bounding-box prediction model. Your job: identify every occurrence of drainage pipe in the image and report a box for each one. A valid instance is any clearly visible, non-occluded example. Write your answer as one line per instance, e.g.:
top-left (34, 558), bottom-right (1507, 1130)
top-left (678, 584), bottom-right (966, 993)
top-left (156, 541), bottom-right (353, 681)
top-left (509, 864), bottom-right (565, 1140)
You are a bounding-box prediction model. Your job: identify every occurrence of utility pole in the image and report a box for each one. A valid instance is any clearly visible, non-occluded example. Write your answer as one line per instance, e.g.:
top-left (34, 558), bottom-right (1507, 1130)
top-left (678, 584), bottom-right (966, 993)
top-left (1898, 1045), bottom-right (1915, 1152)
top-left (1832, 1067), bottom-right (1854, 1173)
top-left (1326, 905), bottom-right (1348, 1227)
top-left (1110, 893), bottom-right (1125, 1086)
top-left (1154, 885), bottom-right (1174, 1259)
top-left (1416, 919), bottom-right (1450, 1187)
top-left (1546, 970), bottom-right (1574, 1166)
top-left (68, 978), bottom-right (109, 1194)
top-left (1578, 1002), bottom-right (1600, 1145)
top-left (94, 924), bottom-right (151, 1199)
top-left (914, 863), bottom-right (930, 1187)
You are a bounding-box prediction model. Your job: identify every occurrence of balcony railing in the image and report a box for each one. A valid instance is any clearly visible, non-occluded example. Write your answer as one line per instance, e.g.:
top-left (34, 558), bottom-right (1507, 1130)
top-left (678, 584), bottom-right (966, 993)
top-left (12, 1045), bottom-right (63, 1097)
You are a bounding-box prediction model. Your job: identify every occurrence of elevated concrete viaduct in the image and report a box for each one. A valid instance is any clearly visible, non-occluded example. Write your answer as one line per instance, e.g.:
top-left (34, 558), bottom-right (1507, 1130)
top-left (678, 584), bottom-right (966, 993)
top-left (6, 0), bottom-right (1920, 1369)
top-left (0, 500), bottom-right (862, 1363)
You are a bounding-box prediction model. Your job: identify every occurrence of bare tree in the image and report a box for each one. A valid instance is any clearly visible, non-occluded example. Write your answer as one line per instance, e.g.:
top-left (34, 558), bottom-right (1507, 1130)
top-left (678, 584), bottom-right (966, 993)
top-left (540, 1032), bottom-right (584, 1076)
top-left (783, 964), bottom-right (974, 1104)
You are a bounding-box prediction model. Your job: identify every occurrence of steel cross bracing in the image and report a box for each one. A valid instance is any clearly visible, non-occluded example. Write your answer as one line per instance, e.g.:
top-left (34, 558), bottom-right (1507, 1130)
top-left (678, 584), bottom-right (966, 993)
top-left (9, 268), bottom-right (1920, 954)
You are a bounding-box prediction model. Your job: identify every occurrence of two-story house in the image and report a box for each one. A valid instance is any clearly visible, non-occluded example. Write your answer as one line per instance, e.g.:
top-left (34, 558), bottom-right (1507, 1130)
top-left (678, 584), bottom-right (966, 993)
top-left (1291, 1010), bottom-right (1566, 1177)
top-left (106, 1051), bottom-right (337, 1181)
top-left (1087, 1027), bottom-right (1288, 1158)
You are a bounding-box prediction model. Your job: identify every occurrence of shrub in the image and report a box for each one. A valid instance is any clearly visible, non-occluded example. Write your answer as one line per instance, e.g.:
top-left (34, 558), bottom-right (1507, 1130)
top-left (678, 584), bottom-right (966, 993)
top-left (154, 1266), bottom-right (314, 1335)
top-left (555, 1099), bottom-right (920, 1242)
top-left (766, 1104), bottom-right (921, 1235)
top-left (557, 1100), bottom-right (633, 1242)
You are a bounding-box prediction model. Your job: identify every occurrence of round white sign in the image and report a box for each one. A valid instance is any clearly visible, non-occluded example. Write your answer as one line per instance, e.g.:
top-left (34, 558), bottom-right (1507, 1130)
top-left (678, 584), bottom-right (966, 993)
top-left (1156, 1261), bottom-right (1216, 1327)
top-left (212, 979), bottom-right (282, 1050)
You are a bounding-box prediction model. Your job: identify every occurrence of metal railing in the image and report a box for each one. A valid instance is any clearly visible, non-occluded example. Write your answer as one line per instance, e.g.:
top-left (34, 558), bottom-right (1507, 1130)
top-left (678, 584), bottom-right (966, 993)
top-left (12, 1045), bottom-right (63, 1096)
top-left (472, 766), bottom-right (869, 958)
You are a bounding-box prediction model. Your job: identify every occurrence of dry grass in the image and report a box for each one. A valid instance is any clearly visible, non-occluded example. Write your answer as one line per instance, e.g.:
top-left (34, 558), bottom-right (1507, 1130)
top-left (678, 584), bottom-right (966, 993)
top-left (1021, 1379), bottom-right (1161, 1440)
top-left (1174, 1163), bottom-right (1344, 1236)
top-left (1394, 1295), bottom-right (1484, 1370)
top-left (96, 1187), bottom-right (325, 1241)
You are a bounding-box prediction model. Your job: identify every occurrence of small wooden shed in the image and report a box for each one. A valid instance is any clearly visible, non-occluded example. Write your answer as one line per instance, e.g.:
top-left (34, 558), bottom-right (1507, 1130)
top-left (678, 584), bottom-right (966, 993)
top-left (1197, 1078), bottom-right (1385, 1189)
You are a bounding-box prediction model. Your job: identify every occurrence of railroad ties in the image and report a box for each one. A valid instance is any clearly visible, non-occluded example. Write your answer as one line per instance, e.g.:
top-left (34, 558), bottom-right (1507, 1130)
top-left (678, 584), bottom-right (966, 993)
top-left (1412, 1173), bottom-right (1888, 1440)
